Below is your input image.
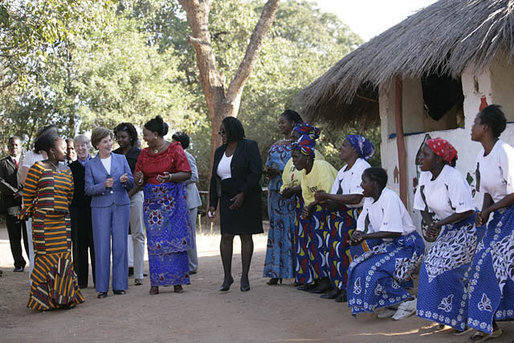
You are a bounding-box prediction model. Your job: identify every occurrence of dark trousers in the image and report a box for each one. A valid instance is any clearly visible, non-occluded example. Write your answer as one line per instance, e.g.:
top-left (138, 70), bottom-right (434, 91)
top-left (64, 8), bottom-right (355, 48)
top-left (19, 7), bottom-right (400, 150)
top-left (5, 214), bottom-right (29, 269)
top-left (71, 206), bottom-right (95, 288)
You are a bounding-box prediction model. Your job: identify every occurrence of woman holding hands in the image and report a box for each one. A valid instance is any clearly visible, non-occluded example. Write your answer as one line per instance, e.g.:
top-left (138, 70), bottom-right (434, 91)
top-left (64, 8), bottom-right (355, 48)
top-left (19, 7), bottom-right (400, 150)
top-left (315, 135), bottom-right (374, 302)
top-left (414, 138), bottom-right (477, 332)
top-left (466, 105), bottom-right (514, 342)
top-left (85, 127), bottom-right (134, 298)
top-left (134, 116), bottom-right (192, 295)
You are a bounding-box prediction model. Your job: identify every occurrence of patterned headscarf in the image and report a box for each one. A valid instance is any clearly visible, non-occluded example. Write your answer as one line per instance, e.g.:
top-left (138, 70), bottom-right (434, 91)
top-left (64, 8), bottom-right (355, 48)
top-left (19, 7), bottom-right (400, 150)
top-left (346, 135), bottom-right (375, 160)
top-left (293, 122), bottom-right (320, 141)
top-left (426, 137), bottom-right (458, 164)
top-left (292, 134), bottom-right (316, 158)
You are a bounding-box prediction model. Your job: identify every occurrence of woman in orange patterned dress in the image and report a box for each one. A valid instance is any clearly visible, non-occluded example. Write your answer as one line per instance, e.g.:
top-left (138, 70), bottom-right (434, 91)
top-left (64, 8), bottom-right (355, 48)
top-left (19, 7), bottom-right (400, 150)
top-left (20, 130), bottom-right (84, 311)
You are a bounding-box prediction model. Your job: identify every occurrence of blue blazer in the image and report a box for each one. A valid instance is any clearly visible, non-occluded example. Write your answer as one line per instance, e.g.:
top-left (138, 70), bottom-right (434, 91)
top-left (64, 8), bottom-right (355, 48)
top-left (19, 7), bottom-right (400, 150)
top-left (85, 153), bottom-right (135, 208)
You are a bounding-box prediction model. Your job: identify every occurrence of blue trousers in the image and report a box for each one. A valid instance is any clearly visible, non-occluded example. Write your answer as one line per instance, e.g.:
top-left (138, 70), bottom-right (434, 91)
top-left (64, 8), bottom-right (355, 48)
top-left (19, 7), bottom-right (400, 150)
top-left (91, 204), bottom-right (129, 293)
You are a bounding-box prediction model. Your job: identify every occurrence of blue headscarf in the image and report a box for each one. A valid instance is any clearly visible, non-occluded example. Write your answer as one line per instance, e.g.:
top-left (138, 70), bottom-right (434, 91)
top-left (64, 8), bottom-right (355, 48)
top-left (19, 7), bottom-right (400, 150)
top-left (346, 135), bottom-right (374, 160)
top-left (293, 122), bottom-right (320, 141)
top-left (292, 134), bottom-right (316, 159)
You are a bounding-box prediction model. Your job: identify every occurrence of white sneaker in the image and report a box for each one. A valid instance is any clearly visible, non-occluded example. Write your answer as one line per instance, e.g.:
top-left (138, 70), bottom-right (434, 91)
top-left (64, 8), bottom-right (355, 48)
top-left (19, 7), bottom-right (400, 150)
top-left (377, 307), bottom-right (397, 319)
top-left (392, 298), bottom-right (417, 321)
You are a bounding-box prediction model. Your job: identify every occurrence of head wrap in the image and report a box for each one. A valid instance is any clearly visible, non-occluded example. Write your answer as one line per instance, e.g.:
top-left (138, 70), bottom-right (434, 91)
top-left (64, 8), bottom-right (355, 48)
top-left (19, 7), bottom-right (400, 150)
top-left (346, 135), bottom-right (375, 160)
top-left (292, 134), bottom-right (316, 159)
top-left (426, 137), bottom-right (458, 163)
top-left (293, 122), bottom-right (320, 141)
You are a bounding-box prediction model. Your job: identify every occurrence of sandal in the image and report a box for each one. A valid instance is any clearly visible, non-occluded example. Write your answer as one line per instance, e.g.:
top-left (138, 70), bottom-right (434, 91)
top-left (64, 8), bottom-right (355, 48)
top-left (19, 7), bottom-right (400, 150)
top-left (174, 285), bottom-right (184, 293)
top-left (467, 326), bottom-right (502, 343)
top-left (149, 286), bottom-right (159, 295)
top-left (134, 278), bottom-right (143, 286)
top-left (453, 327), bottom-right (473, 336)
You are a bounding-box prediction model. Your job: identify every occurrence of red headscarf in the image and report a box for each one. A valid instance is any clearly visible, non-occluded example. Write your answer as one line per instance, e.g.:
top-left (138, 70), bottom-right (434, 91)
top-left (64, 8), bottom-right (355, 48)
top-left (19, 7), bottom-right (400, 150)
top-left (426, 137), bottom-right (458, 164)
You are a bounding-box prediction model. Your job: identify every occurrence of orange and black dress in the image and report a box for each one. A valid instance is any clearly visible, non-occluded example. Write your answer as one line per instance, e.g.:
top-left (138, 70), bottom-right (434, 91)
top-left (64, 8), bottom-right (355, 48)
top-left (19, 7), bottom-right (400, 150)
top-left (20, 162), bottom-right (84, 311)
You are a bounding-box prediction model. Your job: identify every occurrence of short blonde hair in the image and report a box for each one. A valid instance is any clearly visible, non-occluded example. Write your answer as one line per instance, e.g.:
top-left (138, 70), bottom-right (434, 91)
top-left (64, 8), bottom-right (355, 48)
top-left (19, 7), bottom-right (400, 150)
top-left (91, 127), bottom-right (113, 149)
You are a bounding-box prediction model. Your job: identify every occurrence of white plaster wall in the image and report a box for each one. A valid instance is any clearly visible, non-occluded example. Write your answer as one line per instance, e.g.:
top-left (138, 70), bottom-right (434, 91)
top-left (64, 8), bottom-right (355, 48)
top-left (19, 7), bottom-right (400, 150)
top-left (379, 60), bottom-right (514, 230)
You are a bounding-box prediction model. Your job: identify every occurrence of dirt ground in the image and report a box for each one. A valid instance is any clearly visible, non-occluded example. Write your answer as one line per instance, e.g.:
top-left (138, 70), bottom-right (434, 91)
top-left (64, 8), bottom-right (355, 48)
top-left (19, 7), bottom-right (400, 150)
top-left (1, 224), bottom-right (513, 343)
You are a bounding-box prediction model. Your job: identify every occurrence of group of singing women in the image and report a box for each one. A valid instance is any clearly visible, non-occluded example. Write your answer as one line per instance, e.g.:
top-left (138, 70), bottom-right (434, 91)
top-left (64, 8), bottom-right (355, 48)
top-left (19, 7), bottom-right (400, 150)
top-left (263, 105), bottom-right (513, 343)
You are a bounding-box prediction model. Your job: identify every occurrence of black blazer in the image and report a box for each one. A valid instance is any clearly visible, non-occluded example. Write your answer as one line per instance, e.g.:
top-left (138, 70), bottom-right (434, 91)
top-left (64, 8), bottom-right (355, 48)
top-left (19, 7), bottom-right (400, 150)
top-left (0, 156), bottom-right (21, 208)
top-left (209, 139), bottom-right (262, 210)
top-left (69, 160), bottom-right (92, 208)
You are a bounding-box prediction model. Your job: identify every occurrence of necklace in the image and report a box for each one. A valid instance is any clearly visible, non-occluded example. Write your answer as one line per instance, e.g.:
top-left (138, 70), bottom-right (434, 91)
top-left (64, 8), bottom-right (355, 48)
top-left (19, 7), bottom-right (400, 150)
top-left (152, 142), bottom-right (165, 154)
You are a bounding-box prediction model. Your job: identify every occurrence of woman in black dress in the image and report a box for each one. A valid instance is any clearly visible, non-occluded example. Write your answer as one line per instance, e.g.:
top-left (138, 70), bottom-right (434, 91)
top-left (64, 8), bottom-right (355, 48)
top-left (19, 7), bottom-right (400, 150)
top-left (208, 117), bottom-right (263, 292)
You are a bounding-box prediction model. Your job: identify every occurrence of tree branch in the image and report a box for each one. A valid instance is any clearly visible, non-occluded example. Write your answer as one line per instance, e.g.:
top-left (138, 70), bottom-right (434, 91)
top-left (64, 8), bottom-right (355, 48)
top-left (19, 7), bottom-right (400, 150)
top-left (226, 0), bottom-right (280, 102)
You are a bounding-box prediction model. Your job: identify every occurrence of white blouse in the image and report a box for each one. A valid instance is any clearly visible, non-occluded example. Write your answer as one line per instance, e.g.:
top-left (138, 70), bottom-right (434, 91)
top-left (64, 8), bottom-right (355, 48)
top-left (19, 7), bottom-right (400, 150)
top-left (475, 140), bottom-right (514, 203)
top-left (217, 153), bottom-right (233, 180)
top-left (357, 188), bottom-right (416, 235)
top-left (330, 158), bottom-right (370, 208)
top-left (100, 155), bottom-right (112, 175)
top-left (413, 165), bottom-right (474, 220)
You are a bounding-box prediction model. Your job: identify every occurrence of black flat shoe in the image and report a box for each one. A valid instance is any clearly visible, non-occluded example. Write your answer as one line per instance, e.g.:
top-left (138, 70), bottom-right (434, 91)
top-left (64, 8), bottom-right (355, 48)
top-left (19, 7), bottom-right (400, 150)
top-left (13, 266), bottom-right (24, 272)
top-left (113, 290), bottom-right (126, 295)
top-left (97, 292), bottom-right (108, 298)
top-left (335, 290), bottom-right (347, 303)
top-left (321, 289), bottom-right (341, 299)
top-left (297, 283), bottom-right (317, 291)
top-left (240, 279), bottom-right (250, 292)
top-left (219, 277), bottom-right (234, 291)
top-left (266, 278), bottom-right (282, 285)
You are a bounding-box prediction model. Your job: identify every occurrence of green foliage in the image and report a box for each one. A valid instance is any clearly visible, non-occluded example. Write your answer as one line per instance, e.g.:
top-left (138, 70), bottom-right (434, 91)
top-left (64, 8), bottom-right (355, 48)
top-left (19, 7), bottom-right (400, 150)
top-left (0, 0), bottom-right (377, 190)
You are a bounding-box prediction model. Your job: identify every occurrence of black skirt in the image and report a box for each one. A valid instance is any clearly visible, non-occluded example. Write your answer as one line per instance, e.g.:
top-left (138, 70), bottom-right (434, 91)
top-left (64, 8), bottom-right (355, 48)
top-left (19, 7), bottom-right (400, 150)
top-left (219, 178), bottom-right (263, 235)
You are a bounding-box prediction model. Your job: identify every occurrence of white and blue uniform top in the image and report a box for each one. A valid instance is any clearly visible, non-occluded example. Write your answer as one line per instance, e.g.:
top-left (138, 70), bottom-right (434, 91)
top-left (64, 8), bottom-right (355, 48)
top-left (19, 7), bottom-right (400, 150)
top-left (475, 140), bottom-right (514, 203)
top-left (413, 165), bottom-right (474, 220)
top-left (357, 188), bottom-right (416, 236)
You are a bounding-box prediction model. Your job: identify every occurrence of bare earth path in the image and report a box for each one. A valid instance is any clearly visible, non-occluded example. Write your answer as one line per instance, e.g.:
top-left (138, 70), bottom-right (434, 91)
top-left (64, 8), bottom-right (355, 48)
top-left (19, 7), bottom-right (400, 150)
top-left (1, 225), bottom-right (512, 343)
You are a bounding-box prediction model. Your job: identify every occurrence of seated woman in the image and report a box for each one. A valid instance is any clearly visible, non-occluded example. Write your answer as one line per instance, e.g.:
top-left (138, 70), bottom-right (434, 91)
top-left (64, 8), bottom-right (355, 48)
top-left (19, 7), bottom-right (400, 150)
top-left (315, 134), bottom-right (374, 302)
top-left (466, 105), bottom-right (514, 342)
top-left (290, 130), bottom-right (337, 293)
top-left (414, 138), bottom-right (477, 333)
top-left (348, 167), bottom-right (425, 317)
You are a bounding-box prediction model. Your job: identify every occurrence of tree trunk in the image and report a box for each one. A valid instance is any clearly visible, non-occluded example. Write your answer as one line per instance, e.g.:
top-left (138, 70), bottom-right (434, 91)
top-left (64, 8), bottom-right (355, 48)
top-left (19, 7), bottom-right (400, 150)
top-left (178, 0), bottom-right (280, 206)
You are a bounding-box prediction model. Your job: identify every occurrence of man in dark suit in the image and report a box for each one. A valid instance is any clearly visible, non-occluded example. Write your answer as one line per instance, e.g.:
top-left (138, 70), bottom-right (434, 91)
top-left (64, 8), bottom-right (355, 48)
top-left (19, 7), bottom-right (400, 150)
top-left (0, 136), bottom-right (28, 272)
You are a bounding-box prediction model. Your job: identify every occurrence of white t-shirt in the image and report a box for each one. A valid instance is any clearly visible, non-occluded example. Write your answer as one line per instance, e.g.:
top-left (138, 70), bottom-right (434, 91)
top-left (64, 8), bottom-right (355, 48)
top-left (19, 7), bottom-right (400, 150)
top-left (413, 166), bottom-right (474, 220)
top-left (475, 140), bottom-right (514, 203)
top-left (330, 158), bottom-right (369, 208)
top-left (357, 188), bottom-right (416, 235)
top-left (217, 153), bottom-right (233, 180)
top-left (100, 155), bottom-right (112, 175)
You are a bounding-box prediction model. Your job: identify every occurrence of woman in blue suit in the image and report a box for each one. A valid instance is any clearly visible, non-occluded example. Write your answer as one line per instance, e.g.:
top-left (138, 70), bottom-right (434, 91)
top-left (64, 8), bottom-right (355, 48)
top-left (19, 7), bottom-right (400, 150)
top-left (85, 127), bottom-right (135, 298)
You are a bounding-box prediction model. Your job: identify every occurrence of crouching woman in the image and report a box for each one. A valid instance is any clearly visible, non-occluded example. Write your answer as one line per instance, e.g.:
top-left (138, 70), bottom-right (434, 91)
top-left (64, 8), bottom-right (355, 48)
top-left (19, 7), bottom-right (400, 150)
top-left (347, 167), bottom-right (425, 316)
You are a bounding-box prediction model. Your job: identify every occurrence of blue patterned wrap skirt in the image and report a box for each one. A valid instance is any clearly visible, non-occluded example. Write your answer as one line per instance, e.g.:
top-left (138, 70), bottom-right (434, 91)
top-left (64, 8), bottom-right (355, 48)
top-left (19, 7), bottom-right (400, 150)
top-left (417, 215), bottom-right (481, 331)
top-left (263, 189), bottom-right (296, 279)
top-left (347, 231), bottom-right (425, 315)
top-left (467, 206), bottom-right (514, 334)
top-left (143, 182), bottom-right (192, 286)
top-left (325, 207), bottom-right (357, 290)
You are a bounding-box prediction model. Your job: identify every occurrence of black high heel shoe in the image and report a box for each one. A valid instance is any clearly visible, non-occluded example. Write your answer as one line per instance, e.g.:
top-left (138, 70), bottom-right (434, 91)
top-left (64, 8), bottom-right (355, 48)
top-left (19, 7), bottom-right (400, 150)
top-left (240, 278), bottom-right (250, 292)
top-left (219, 277), bottom-right (234, 291)
top-left (266, 278), bottom-right (282, 285)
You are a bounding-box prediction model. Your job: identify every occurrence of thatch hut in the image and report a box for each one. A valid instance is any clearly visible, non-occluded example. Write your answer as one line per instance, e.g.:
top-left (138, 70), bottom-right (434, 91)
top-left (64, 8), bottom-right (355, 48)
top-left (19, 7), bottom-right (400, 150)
top-left (298, 0), bottom-right (514, 212)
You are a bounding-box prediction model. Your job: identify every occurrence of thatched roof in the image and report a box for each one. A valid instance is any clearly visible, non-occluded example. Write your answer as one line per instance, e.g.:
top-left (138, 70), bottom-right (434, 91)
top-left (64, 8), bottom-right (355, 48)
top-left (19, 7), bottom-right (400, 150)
top-left (298, 0), bottom-right (514, 126)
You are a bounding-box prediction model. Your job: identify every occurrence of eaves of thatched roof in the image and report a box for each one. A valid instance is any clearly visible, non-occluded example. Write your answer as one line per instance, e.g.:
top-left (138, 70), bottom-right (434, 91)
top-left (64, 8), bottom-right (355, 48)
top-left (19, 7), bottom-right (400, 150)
top-left (298, 0), bottom-right (514, 126)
